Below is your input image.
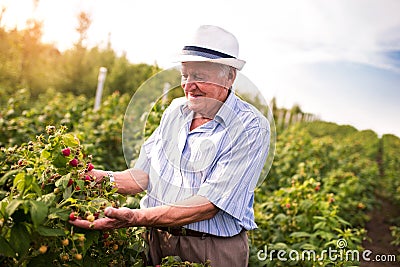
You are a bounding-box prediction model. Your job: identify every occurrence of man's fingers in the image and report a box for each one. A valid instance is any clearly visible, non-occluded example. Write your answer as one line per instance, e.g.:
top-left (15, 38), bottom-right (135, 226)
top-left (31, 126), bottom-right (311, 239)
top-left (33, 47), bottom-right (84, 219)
top-left (104, 207), bottom-right (128, 218)
top-left (69, 218), bottom-right (94, 229)
top-left (104, 207), bottom-right (135, 224)
top-left (69, 208), bottom-right (135, 230)
top-left (104, 207), bottom-right (115, 217)
top-left (69, 217), bottom-right (117, 230)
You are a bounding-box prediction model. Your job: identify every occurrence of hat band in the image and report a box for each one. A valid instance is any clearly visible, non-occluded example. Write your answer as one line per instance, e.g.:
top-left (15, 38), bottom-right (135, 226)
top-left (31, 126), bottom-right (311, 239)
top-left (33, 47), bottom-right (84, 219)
top-left (182, 46), bottom-right (235, 59)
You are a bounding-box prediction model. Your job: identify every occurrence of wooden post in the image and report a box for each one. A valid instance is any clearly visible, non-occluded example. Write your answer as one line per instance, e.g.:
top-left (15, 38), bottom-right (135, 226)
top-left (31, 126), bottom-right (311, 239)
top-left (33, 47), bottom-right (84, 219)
top-left (94, 67), bottom-right (107, 111)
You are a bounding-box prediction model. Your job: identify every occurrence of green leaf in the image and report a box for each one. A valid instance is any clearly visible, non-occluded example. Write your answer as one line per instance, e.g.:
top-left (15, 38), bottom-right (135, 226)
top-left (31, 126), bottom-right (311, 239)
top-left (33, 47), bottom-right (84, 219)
top-left (55, 174), bottom-right (71, 188)
top-left (299, 199), bottom-right (313, 210)
top-left (14, 172), bottom-right (26, 193)
top-left (9, 223), bottom-right (31, 256)
top-left (274, 213), bottom-right (288, 222)
top-left (270, 242), bottom-right (288, 250)
top-left (0, 169), bottom-right (19, 186)
top-left (63, 186), bottom-right (72, 200)
top-left (63, 133), bottom-right (79, 147)
top-left (5, 199), bottom-right (23, 217)
top-left (24, 174), bottom-right (33, 189)
top-left (81, 230), bottom-right (100, 255)
top-left (38, 193), bottom-right (56, 205)
top-left (37, 226), bottom-right (66, 236)
top-left (30, 200), bottom-right (48, 227)
top-left (313, 216), bottom-right (327, 221)
top-left (290, 231), bottom-right (311, 238)
top-left (0, 235), bottom-right (15, 257)
top-left (40, 149), bottom-right (51, 160)
top-left (48, 207), bottom-right (70, 221)
top-left (31, 182), bottom-right (42, 197)
top-left (299, 243), bottom-right (317, 250)
top-left (0, 200), bottom-right (8, 217)
top-left (313, 221), bottom-right (326, 230)
top-left (52, 153), bottom-right (68, 168)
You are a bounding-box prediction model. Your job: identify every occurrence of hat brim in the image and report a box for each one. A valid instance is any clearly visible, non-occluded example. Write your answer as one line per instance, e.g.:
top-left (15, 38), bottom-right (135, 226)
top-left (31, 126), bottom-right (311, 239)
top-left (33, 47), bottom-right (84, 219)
top-left (175, 54), bottom-right (246, 71)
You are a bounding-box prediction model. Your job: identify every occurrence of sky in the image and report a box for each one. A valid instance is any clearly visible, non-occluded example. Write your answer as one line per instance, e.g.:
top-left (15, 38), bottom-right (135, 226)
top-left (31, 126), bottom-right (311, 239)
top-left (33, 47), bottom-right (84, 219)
top-left (1, 0), bottom-right (400, 137)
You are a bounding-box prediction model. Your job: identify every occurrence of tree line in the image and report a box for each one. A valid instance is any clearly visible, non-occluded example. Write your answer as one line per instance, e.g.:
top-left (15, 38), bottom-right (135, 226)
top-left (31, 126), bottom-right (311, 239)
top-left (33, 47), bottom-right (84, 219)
top-left (0, 10), bottom-right (160, 102)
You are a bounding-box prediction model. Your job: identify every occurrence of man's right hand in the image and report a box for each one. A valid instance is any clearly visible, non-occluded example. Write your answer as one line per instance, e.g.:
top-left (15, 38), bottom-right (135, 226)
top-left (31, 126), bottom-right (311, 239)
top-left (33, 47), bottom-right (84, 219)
top-left (84, 169), bottom-right (109, 184)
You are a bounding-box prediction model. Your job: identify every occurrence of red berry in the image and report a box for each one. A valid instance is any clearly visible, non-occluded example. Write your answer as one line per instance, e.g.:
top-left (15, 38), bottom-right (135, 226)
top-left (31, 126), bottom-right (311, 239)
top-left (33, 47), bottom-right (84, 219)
top-left (103, 233), bottom-right (110, 239)
top-left (69, 158), bottom-right (78, 167)
top-left (62, 147), bottom-right (71, 157)
top-left (84, 175), bottom-right (92, 182)
top-left (285, 203), bottom-right (291, 209)
top-left (67, 178), bottom-right (74, 187)
top-left (94, 212), bottom-right (100, 219)
top-left (69, 212), bottom-right (77, 221)
top-left (75, 186), bottom-right (81, 191)
top-left (315, 185), bottom-right (321, 191)
top-left (87, 163), bottom-right (94, 171)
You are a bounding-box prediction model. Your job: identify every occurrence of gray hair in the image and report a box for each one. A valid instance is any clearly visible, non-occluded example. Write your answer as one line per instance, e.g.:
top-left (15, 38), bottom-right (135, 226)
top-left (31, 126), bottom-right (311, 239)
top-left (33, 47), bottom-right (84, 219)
top-left (217, 64), bottom-right (236, 80)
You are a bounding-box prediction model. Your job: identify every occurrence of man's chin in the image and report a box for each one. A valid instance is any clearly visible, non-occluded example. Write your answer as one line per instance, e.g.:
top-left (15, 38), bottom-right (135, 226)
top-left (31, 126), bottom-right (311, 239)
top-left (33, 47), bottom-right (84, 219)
top-left (187, 103), bottom-right (203, 113)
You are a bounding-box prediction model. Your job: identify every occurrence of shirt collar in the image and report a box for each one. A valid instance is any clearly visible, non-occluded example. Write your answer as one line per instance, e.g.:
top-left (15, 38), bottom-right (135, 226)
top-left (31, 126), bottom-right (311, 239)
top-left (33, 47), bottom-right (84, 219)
top-left (214, 90), bottom-right (237, 127)
top-left (178, 90), bottom-right (238, 127)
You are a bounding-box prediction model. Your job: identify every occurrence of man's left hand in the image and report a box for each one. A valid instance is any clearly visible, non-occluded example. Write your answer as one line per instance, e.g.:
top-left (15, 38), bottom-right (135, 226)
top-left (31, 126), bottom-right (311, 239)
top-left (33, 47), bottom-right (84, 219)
top-left (69, 207), bottom-right (139, 230)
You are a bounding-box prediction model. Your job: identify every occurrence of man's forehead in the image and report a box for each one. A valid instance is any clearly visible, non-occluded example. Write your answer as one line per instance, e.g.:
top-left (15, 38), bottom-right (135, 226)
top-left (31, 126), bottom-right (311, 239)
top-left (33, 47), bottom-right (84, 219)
top-left (181, 62), bottom-right (222, 72)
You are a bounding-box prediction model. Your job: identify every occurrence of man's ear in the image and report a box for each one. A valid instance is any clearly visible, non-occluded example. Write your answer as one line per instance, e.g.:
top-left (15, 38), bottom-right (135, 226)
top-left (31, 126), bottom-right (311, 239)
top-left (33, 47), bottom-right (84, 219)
top-left (228, 68), bottom-right (237, 84)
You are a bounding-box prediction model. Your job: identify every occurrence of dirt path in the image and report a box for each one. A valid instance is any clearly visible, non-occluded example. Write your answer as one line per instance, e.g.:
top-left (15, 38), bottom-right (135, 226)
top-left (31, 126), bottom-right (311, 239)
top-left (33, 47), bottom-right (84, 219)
top-left (360, 195), bottom-right (400, 266)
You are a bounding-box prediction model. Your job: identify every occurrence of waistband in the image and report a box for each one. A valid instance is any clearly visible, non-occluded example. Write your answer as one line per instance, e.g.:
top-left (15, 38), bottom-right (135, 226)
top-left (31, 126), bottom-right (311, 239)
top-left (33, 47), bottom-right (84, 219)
top-left (153, 227), bottom-right (244, 239)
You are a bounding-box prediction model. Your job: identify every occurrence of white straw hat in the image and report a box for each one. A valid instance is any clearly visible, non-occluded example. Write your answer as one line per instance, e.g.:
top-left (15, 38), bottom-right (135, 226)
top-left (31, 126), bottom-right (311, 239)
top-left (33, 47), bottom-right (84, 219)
top-left (176, 25), bottom-right (246, 70)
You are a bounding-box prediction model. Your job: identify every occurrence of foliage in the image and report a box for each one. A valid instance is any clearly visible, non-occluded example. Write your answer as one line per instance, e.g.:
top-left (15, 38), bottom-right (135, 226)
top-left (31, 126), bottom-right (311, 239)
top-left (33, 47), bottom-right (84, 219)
top-left (160, 256), bottom-right (210, 267)
top-left (2, 87), bottom-right (399, 266)
top-left (1, 77), bottom-right (400, 266)
top-left (249, 121), bottom-right (383, 266)
top-left (381, 134), bottom-right (400, 249)
top-left (0, 126), bottom-right (144, 266)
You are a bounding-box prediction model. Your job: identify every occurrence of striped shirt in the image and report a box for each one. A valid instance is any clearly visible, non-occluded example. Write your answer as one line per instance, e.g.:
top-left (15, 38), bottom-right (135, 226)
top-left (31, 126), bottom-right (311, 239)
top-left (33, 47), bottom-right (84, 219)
top-left (134, 92), bottom-right (270, 237)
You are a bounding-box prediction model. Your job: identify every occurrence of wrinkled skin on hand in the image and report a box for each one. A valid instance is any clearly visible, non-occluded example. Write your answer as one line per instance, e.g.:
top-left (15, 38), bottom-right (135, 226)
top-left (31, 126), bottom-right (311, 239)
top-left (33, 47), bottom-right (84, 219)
top-left (69, 207), bottom-right (139, 230)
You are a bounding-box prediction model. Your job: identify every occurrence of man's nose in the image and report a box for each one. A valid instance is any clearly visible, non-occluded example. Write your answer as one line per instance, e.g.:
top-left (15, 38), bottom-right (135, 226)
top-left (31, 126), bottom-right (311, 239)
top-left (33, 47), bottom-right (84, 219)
top-left (182, 80), bottom-right (197, 91)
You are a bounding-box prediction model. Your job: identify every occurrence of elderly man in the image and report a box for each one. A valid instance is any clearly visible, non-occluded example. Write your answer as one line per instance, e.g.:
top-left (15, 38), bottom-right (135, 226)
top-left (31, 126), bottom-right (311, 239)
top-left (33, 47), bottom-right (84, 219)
top-left (70, 25), bottom-right (270, 266)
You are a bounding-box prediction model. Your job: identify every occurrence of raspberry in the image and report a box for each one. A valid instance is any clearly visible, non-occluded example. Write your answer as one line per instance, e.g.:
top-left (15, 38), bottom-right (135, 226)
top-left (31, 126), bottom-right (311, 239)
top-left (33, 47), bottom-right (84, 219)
top-left (62, 147), bottom-right (71, 156)
top-left (87, 163), bottom-right (94, 171)
top-left (69, 158), bottom-right (78, 167)
top-left (67, 178), bottom-right (74, 187)
top-left (69, 212), bottom-right (77, 221)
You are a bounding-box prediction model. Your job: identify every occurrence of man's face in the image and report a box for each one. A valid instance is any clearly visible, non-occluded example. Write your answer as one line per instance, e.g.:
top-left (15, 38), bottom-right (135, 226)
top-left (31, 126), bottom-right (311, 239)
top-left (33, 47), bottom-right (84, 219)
top-left (181, 62), bottom-right (234, 115)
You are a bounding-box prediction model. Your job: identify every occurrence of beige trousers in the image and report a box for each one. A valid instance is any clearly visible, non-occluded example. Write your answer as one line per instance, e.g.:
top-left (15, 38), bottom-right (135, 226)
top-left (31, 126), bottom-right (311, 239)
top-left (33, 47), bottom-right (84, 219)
top-left (144, 228), bottom-right (249, 267)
